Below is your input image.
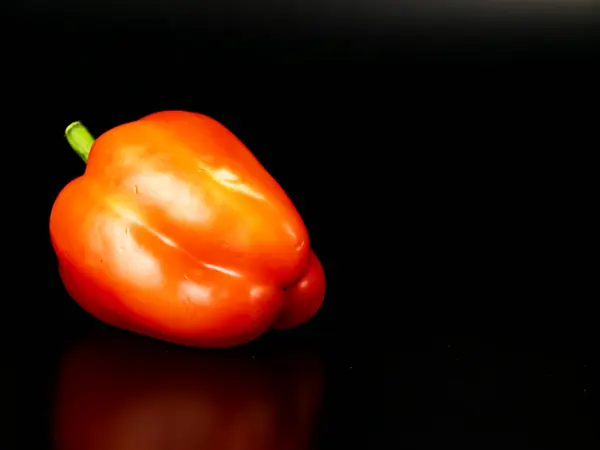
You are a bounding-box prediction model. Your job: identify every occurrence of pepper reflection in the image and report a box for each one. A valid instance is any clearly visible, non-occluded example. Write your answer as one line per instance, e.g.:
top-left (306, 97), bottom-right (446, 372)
top-left (53, 329), bottom-right (324, 450)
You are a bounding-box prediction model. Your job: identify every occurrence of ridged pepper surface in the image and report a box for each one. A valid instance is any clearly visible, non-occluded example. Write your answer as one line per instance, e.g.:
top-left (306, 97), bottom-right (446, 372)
top-left (50, 111), bottom-right (325, 347)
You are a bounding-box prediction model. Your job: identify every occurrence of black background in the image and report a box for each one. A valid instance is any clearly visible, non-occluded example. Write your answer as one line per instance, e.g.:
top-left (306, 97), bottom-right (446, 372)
top-left (9, 2), bottom-right (599, 448)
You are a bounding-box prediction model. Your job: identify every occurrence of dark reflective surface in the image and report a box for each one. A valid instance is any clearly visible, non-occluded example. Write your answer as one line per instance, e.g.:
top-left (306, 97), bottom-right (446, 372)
top-left (27, 325), bottom-right (596, 449)
top-left (51, 328), bottom-right (324, 450)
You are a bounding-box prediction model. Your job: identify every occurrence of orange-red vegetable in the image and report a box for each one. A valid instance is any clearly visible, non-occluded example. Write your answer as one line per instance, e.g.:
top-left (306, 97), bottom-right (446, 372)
top-left (50, 111), bottom-right (325, 347)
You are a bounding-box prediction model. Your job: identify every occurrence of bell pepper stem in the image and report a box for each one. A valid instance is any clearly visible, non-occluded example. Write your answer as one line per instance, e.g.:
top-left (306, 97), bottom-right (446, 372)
top-left (65, 121), bottom-right (95, 163)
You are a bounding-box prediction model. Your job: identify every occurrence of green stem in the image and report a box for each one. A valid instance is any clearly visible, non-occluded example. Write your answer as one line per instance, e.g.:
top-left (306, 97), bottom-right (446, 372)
top-left (65, 121), bottom-right (95, 163)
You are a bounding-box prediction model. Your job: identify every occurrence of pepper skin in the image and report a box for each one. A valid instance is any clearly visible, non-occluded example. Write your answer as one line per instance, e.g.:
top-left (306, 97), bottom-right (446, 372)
top-left (53, 329), bottom-right (324, 450)
top-left (49, 111), bottom-right (325, 348)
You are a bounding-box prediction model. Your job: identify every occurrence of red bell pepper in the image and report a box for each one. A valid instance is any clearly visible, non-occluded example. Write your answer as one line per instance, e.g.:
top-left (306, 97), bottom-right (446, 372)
top-left (54, 329), bottom-right (323, 450)
top-left (50, 111), bottom-right (325, 348)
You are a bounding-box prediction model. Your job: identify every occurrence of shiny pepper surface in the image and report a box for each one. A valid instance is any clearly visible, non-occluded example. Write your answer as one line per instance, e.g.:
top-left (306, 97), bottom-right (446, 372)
top-left (50, 111), bottom-right (325, 347)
